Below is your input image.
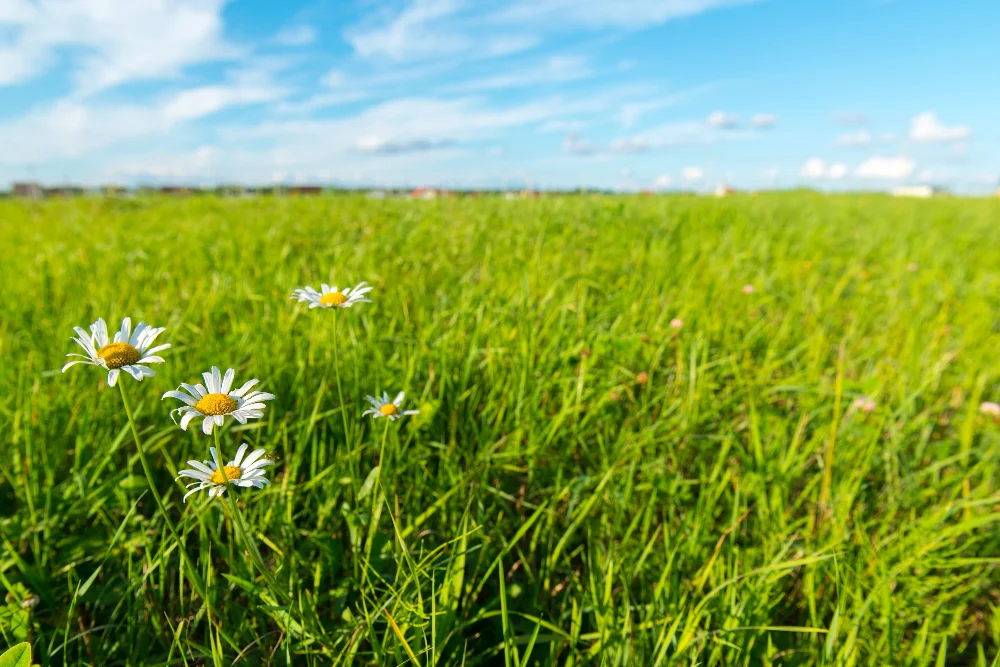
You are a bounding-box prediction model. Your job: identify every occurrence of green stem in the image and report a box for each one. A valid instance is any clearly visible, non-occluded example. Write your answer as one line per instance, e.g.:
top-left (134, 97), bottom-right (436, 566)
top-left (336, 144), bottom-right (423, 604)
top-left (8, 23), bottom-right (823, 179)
top-left (377, 417), bottom-right (390, 481)
top-left (332, 313), bottom-right (351, 445)
top-left (215, 430), bottom-right (288, 603)
top-left (117, 382), bottom-right (217, 621)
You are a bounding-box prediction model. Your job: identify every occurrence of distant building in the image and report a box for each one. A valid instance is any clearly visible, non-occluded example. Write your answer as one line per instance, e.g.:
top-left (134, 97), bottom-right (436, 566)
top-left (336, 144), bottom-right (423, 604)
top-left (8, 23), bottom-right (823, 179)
top-left (99, 185), bottom-right (128, 197)
top-left (410, 187), bottom-right (437, 199)
top-left (216, 184), bottom-right (247, 197)
top-left (367, 190), bottom-right (387, 199)
top-left (714, 184), bottom-right (737, 197)
top-left (12, 182), bottom-right (42, 198)
top-left (289, 185), bottom-right (323, 196)
top-left (43, 186), bottom-right (86, 198)
top-left (159, 186), bottom-right (193, 196)
top-left (892, 185), bottom-right (946, 198)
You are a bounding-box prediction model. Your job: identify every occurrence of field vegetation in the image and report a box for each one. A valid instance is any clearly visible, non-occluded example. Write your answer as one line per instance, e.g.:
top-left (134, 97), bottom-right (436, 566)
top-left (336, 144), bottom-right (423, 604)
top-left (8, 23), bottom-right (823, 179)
top-left (2, 193), bottom-right (999, 665)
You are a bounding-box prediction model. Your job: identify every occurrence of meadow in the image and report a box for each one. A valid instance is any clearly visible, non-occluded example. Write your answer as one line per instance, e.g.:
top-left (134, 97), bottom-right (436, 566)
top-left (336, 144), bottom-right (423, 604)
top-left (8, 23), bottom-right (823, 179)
top-left (1, 192), bottom-right (999, 666)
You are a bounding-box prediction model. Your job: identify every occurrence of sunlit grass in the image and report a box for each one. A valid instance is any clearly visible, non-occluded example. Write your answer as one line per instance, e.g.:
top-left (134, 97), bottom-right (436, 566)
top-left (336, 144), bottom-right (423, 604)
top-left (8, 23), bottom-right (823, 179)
top-left (2, 192), bottom-right (999, 665)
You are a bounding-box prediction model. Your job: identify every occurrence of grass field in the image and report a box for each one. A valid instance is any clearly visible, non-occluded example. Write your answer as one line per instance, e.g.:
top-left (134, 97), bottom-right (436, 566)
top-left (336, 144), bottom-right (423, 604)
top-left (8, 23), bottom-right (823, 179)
top-left (2, 193), bottom-right (1000, 666)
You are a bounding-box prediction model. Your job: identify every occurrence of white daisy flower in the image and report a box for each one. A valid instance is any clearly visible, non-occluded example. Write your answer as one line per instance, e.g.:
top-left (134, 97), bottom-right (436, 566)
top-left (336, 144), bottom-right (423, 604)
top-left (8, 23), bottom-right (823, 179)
top-left (291, 281), bottom-right (373, 309)
top-left (362, 391), bottom-right (420, 421)
top-left (162, 366), bottom-right (274, 435)
top-left (176, 444), bottom-right (274, 502)
top-left (62, 317), bottom-right (170, 386)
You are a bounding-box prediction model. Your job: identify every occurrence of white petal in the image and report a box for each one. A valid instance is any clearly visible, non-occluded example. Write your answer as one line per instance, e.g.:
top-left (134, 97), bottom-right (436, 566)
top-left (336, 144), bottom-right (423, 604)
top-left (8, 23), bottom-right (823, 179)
top-left (184, 485), bottom-right (210, 503)
top-left (92, 318), bottom-right (109, 348)
top-left (119, 317), bottom-right (132, 344)
top-left (241, 448), bottom-right (267, 468)
top-left (394, 391), bottom-right (405, 406)
top-left (230, 379), bottom-right (259, 397)
top-left (221, 368), bottom-right (235, 395)
top-left (214, 415), bottom-right (225, 427)
top-left (232, 443), bottom-right (249, 466)
top-left (107, 369), bottom-right (120, 387)
top-left (129, 322), bottom-right (147, 347)
top-left (186, 460), bottom-right (215, 475)
top-left (180, 410), bottom-right (199, 431)
top-left (202, 417), bottom-right (215, 435)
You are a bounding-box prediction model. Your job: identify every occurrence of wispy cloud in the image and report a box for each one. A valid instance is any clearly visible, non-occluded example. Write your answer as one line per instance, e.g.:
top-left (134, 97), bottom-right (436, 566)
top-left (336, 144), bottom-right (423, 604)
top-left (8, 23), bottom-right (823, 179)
top-left (856, 155), bottom-right (914, 179)
top-left (447, 55), bottom-right (590, 91)
top-left (272, 25), bottom-right (318, 47)
top-left (0, 0), bottom-right (237, 95)
top-left (836, 130), bottom-right (870, 147)
top-left (909, 112), bottom-right (970, 143)
top-left (800, 158), bottom-right (848, 180)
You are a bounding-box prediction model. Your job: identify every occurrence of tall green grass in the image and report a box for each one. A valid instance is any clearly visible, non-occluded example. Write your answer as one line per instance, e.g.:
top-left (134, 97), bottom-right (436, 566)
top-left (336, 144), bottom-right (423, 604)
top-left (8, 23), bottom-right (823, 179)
top-left (1, 193), bottom-right (999, 665)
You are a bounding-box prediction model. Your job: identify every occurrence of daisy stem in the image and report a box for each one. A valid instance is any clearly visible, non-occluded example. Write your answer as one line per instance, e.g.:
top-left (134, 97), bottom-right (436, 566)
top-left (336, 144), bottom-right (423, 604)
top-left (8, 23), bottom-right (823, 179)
top-left (215, 430), bottom-right (288, 604)
top-left (332, 313), bottom-right (351, 445)
top-left (117, 381), bottom-right (218, 622)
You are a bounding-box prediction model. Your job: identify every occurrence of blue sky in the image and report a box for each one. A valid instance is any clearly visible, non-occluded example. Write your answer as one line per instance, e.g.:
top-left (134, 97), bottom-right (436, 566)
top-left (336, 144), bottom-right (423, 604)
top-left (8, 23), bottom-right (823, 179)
top-left (1, 0), bottom-right (997, 192)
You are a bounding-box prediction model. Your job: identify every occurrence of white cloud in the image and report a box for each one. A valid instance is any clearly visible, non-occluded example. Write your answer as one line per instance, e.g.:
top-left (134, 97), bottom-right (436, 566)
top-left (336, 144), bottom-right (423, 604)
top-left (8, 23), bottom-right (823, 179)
top-left (707, 110), bottom-right (738, 128)
top-left (0, 0), bottom-right (237, 94)
top-left (321, 69), bottom-right (346, 87)
top-left (346, 0), bottom-right (757, 61)
top-left (856, 156), bottom-right (914, 180)
top-left (653, 174), bottom-right (673, 189)
top-left (827, 162), bottom-right (848, 179)
top-left (910, 112), bottom-right (970, 143)
top-left (345, 0), bottom-right (470, 60)
top-left (161, 72), bottom-right (286, 123)
top-left (563, 133), bottom-right (597, 155)
top-left (682, 166), bottom-right (703, 182)
top-left (750, 113), bottom-right (775, 128)
top-left (832, 111), bottom-right (868, 125)
top-left (609, 137), bottom-right (651, 154)
top-left (800, 158), bottom-right (848, 180)
top-left (837, 130), bottom-right (870, 147)
top-left (273, 25), bottom-right (317, 46)
top-left (0, 70), bottom-right (287, 163)
top-left (494, 0), bottom-right (759, 29)
top-left (449, 55), bottom-right (589, 91)
top-left (539, 119), bottom-right (586, 133)
top-left (236, 96), bottom-right (572, 157)
top-left (800, 158), bottom-right (826, 179)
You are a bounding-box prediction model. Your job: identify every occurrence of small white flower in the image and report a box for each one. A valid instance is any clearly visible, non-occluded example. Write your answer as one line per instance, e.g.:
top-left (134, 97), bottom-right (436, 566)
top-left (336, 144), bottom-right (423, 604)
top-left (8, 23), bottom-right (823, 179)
top-left (162, 366), bottom-right (274, 435)
top-left (176, 444), bottom-right (274, 502)
top-left (742, 284), bottom-right (756, 295)
top-left (362, 391), bottom-right (420, 421)
top-left (62, 317), bottom-right (170, 386)
top-left (291, 281), bottom-right (373, 309)
top-left (852, 396), bottom-right (876, 413)
top-left (980, 401), bottom-right (1000, 417)
top-left (669, 318), bottom-right (683, 329)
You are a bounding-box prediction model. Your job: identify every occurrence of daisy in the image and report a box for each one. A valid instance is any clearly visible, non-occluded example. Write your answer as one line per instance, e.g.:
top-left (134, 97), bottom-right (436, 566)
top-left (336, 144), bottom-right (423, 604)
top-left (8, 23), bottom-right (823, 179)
top-left (176, 444), bottom-right (274, 502)
top-left (980, 401), bottom-right (1000, 417)
top-left (362, 391), bottom-right (420, 421)
top-left (62, 317), bottom-right (169, 386)
top-left (291, 281), bottom-right (373, 309)
top-left (162, 366), bottom-right (274, 435)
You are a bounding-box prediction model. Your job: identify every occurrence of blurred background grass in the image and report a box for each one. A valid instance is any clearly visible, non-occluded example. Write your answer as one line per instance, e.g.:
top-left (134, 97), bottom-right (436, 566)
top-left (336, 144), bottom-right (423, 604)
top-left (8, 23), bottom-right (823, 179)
top-left (1, 193), bottom-right (1000, 665)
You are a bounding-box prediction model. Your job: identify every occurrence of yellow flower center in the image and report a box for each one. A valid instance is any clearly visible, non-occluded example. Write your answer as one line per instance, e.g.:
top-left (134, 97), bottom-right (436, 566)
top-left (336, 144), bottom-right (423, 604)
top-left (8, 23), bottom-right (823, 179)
top-left (96, 342), bottom-right (141, 369)
top-left (209, 465), bottom-right (242, 485)
top-left (194, 393), bottom-right (238, 415)
top-left (379, 403), bottom-right (399, 416)
top-left (320, 291), bottom-right (348, 306)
